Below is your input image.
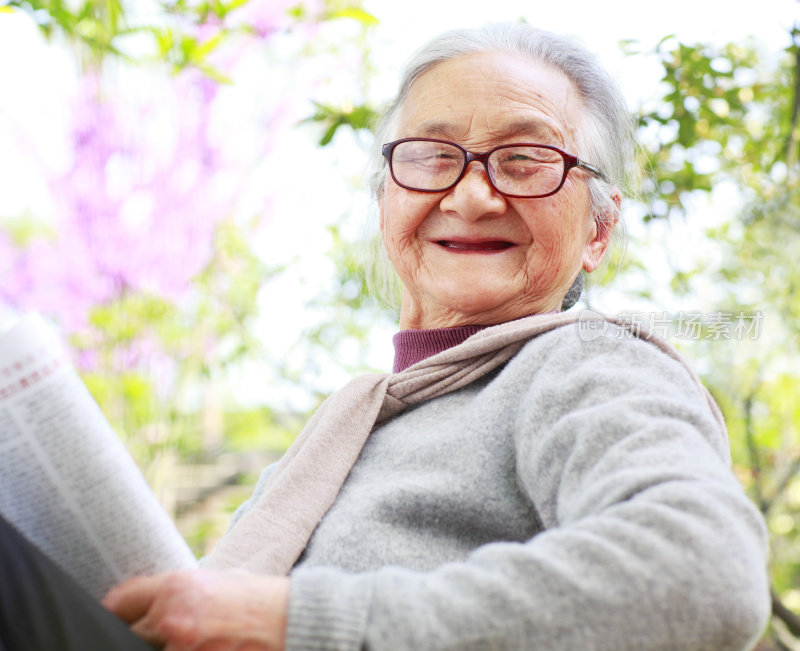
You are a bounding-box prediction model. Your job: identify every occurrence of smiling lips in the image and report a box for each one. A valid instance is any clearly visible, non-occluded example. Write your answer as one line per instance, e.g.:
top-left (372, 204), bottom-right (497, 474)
top-left (436, 239), bottom-right (516, 253)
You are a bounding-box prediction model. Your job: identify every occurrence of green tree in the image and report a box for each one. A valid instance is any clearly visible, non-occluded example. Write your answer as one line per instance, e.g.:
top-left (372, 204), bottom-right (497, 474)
top-left (630, 28), bottom-right (800, 647)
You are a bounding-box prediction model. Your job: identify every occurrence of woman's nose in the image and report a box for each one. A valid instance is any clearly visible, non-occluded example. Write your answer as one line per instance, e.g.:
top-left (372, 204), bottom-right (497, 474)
top-left (440, 161), bottom-right (507, 220)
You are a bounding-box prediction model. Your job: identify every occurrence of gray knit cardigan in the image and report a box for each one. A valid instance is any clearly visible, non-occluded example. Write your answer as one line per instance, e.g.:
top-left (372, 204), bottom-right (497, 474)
top-left (235, 323), bottom-right (770, 650)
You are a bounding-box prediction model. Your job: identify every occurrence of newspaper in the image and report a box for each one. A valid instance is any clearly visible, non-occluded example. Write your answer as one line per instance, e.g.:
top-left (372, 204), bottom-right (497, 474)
top-left (0, 313), bottom-right (197, 600)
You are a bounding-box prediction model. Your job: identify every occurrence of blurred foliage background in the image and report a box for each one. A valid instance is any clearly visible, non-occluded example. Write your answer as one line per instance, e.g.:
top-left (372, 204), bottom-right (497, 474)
top-left (1, 0), bottom-right (799, 646)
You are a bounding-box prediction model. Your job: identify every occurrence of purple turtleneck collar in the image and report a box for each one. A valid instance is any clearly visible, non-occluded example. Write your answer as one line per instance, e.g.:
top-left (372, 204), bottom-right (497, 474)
top-left (391, 312), bottom-right (555, 372)
top-left (392, 324), bottom-right (487, 373)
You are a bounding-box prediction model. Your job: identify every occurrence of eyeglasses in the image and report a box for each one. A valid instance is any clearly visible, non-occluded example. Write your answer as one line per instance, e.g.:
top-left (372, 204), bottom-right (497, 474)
top-left (382, 137), bottom-right (609, 199)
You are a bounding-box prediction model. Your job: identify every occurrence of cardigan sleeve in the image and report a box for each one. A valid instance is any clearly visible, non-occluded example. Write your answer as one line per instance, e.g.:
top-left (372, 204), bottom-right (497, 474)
top-left (286, 328), bottom-right (770, 650)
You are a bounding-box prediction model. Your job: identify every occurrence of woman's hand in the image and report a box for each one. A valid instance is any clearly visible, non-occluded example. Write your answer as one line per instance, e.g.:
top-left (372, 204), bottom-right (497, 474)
top-left (102, 569), bottom-right (289, 651)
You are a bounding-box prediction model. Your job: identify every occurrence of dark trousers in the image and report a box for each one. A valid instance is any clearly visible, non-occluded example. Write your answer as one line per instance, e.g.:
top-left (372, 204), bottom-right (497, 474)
top-left (0, 514), bottom-right (156, 651)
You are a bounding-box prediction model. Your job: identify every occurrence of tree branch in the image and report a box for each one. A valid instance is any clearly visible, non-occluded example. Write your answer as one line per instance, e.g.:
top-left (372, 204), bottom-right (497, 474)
top-left (785, 24), bottom-right (800, 168)
top-left (763, 454), bottom-right (800, 515)
top-left (773, 589), bottom-right (800, 639)
top-left (743, 391), bottom-right (767, 513)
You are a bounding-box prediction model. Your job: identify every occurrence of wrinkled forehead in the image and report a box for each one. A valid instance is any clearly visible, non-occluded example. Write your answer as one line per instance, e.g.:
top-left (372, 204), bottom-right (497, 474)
top-left (396, 52), bottom-right (586, 151)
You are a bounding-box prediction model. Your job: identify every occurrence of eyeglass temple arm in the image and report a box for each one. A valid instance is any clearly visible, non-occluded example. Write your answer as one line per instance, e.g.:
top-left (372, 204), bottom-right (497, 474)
top-left (576, 159), bottom-right (611, 184)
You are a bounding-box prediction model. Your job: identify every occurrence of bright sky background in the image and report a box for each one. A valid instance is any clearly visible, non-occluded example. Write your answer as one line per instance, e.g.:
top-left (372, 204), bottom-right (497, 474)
top-left (363, 0), bottom-right (797, 99)
top-left (1, 0), bottom-right (798, 404)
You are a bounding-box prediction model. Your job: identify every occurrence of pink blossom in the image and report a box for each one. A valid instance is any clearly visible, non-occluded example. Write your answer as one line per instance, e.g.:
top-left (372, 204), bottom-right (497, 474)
top-left (28, 71), bottom-right (230, 327)
top-left (1, 1), bottom-right (340, 372)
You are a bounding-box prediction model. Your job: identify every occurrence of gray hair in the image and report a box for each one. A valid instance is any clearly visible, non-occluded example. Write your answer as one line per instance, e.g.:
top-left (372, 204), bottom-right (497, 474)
top-left (366, 22), bottom-right (638, 310)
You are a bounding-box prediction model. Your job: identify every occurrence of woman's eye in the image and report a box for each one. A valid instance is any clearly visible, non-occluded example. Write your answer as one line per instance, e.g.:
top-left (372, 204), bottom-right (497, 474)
top-left (500, 155), bottom-right (540, 173)
top-left (397, 150), bottom-right (457, 165)
top-left (416, 151), bottom-right (460, 168)
top-left (505, 153), bottom-right (535, 163)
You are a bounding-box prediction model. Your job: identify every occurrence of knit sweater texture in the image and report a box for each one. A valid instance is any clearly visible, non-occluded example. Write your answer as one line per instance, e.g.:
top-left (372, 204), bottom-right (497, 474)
top-left (237, 322), bottom-right (770, 650)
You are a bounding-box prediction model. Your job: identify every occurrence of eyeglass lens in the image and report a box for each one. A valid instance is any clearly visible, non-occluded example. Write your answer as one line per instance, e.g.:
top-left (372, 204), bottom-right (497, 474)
top-left (389, 140), bottom-right (566, 197)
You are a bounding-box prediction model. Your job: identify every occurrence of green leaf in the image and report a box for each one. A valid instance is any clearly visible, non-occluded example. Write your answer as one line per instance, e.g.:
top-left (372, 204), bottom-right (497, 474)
top-left (195, 62), bottom-right (233, 84)
top-left (319, 120), bottom-right (341, 146)
top-left (325, 7), bottom-right (378, 25)
top-left (194, 29), bottom-right (226, 60)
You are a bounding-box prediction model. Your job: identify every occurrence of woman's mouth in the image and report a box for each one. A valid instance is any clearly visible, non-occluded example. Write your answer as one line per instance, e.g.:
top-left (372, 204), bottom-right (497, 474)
top-left (436, 240), bottom-right (515, 252)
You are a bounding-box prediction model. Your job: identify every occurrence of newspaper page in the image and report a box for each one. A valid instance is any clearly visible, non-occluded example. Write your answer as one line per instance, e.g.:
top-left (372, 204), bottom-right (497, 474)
top-left (0, 313), bottom-right (197, 600)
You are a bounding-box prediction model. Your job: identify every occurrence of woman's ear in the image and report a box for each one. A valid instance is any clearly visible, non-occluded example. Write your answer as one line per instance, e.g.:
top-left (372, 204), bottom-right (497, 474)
top-left (582, 188), bottom-right (621, 273)
top-left (377, 178), bottom-right (390, 234)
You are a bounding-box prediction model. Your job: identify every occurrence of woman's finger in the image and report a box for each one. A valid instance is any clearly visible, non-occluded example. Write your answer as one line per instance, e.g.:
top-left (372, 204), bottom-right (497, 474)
top-left (102, 574), bottom-right (164, 625)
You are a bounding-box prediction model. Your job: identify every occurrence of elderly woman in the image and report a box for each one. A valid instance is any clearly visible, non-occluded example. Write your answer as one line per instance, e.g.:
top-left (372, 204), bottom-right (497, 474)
top-left (3, 22), bottom-right (769, 651)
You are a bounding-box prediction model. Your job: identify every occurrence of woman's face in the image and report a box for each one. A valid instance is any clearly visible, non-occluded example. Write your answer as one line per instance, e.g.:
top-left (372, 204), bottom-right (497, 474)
top-left (380, 52), bottom-right (616, 330)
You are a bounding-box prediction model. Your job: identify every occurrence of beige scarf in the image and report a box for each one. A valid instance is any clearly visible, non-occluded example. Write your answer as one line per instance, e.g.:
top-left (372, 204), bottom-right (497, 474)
top-left (203, 311), bottom-right (724, 575)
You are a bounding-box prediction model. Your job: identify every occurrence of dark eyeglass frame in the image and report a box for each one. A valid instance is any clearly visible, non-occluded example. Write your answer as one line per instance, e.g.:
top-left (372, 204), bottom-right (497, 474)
top-left (381, 137), bottom-right (610, 199)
